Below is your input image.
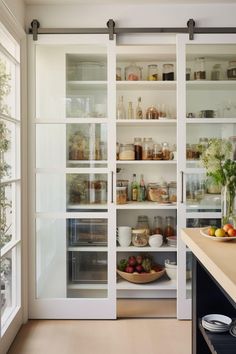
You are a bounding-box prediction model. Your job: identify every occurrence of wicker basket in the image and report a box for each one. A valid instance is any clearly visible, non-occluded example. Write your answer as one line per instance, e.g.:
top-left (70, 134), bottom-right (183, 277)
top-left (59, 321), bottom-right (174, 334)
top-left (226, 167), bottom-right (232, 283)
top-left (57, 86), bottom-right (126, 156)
top-left (117, 268), bottom-right (165, 284)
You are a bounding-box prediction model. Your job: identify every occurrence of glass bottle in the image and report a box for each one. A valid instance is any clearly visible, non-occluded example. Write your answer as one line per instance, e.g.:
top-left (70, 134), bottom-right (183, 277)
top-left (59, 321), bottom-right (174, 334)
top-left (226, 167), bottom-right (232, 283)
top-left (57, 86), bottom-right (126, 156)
top-left (153, 216), bottom-right (163, 235)
top-left (162, 64), bottom-right (174, 81)
top-left (164, 216), bottom-right (175, 242)
top-left (128, 101), bottom-right (134, 120)
top-left (131, 173), bottom-right (139, 201)
top-left (227, 61), bottom-right (236, 80)
top-left (139, 174), bottom-right (146, 202)
top-left (117, 96), bottom-right (126, 119)
top-left (136, 97), bottom-right (143, 119)
top-left (134, 137), bottom-right (142, 160)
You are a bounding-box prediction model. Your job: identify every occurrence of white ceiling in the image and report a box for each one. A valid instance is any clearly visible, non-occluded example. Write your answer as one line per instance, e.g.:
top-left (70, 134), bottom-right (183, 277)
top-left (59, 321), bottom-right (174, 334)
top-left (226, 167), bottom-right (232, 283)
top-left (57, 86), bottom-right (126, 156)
top-left (24, 0), bottom-right (236, 5)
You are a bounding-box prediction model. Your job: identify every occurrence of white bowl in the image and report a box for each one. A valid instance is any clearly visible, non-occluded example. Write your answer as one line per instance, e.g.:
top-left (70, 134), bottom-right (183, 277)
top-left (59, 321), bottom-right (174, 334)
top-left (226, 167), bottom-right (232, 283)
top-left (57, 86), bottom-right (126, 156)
top-left (149, 234), bottom-right (163, 247)
top-left (165, 267), bottom-right (177, 280)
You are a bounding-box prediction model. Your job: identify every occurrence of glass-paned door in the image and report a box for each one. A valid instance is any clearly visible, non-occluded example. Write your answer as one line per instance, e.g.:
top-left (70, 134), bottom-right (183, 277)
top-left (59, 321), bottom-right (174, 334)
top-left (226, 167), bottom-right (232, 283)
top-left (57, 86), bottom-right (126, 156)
top-left (177, 34), bottom-right (236, 319)
top-left (29, 35), bottom-right (116, 319)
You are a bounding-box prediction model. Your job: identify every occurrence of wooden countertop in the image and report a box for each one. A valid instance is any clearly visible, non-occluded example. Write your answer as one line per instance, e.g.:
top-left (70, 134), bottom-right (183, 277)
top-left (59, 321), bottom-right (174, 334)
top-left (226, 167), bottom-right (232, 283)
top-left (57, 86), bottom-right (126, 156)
top-left (181, 228), bottom-right (236, 304)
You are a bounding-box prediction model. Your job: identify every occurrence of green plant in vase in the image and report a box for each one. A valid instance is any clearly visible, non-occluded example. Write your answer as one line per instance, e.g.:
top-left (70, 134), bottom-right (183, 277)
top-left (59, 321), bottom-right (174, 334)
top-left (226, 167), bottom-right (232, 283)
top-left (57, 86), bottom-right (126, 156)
top-left (200, 138), bottom-right (236, 227)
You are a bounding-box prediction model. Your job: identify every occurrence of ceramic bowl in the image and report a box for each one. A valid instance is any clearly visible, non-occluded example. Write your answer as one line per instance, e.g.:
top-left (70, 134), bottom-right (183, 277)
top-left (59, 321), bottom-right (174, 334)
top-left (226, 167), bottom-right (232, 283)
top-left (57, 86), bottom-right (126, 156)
top-left (165, 267), bottom-right (177, 280)
top-left (149, 234), bottom-right (163, 247)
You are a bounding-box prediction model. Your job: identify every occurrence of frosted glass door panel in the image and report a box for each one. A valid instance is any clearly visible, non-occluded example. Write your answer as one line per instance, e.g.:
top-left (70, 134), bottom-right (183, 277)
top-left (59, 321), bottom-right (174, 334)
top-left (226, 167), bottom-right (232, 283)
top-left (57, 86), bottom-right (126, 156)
top-left (67, 123), bottom-right (107, 168)
top-left (67, 173), bottom-right (107, 211)
top-left (36, 124), bottom-right (66, 168)
top-left (36, 174), bottom-right (66, 213)
top-left (36, 218), bottom-right (66, 298)
top-left (67, 218), bottom-right (107, 246)
top-left (1, 250), bottom-right (14, 327)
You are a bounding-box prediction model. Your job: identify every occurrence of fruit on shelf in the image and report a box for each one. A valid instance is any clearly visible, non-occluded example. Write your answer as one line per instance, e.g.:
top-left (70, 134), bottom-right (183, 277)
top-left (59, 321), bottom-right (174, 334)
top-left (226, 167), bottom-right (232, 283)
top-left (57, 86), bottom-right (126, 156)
top-left (128, 256), bottom-right (137, 267)
top-left (207, 224), bottom-right (236, 238)
top-left (117, 255), bottom-right (162, 275)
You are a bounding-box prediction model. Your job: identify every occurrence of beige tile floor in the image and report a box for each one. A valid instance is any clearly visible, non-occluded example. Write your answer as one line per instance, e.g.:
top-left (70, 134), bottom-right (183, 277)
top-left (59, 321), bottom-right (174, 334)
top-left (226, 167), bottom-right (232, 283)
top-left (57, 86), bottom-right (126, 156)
top-left (8, 318), bottom-right (191, 354)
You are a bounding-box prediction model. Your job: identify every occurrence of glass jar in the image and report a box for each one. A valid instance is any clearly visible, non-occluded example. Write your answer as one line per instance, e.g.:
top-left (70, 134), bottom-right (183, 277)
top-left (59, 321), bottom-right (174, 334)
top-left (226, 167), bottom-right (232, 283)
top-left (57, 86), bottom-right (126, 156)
top-left (162, 64), bottom-right (174, 81)
top-left (206, 176), bottom-right (221, 194)
top-left (164, 216), bottom-right (175, 240)
top-left (198, 137), bottom-right (209, 156)
top-left (136, 215), bottom-right (150, 235)
top-left (147, 64), bottom-right (158, 81)
top-left (116, 186), bottom-right (127, 204)
top-left (168, 181), bottom-right (177, 203)
top-left (134, 137), bottom-right (142, 160)
top-left (153, 143), bottom-right (163, 160)
top-left (162, 142), bottom-right (171, 160)
top-left (194, 57), bottom-right (206, 80)
top-left (227, 61), bottom-right (236, 80)
top-left (117, 179), bottom-right (129, 200)
top-left (125, 63), bottom-right (142, 81)
top-left (146, 106), bottom-right (159, 120)
top-left (142, 138), bottom-right (153, 160)
top-left (186, 68), bottom-right (191, 81)
top-left (116, 67), bottom-right (122, 81)
top-left (89, 180), bottom-right (107, 204)
top-left (131, 229), bottom-right (149, 247)
top-left (211, 64), bottom-right (223, 80)
top-left (153, 216), bottom-right (163, 235)
top-left (147, 183), bottom-right (169, 203)
top-left (119, 143), bottom-right (135, 160)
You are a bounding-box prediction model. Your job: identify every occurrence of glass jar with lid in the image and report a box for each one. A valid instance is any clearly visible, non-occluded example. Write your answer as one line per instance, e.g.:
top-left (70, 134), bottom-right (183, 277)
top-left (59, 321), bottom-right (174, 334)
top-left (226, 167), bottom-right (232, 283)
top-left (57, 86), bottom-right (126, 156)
top-left (125, 63), bottom-right (142, 81)
top-left (162, 142), bottom-right (171, 160)
top-left (227, 61), bottom-right (236, 80)
top-left (131, 229), bottom-right (149, 247)
top-left (211, 64), bottom-right (223, 81)
top-left (153, 216), bottom-right (163, 235)
top-left (134, 137), bottom-right (142, 160)
top-left (147, 183), bottom-right (169, 203)
top-left (194, 57), bottom-right (206, 80)
top-left (119, 143), bottom-right (135, 160)
top-left (153, 143), bottom-right (163, 160)
top-left (146, 106), bottom-right (159, 120)
top-left (142, 138), bottom-right (153, 160)
top-left (168, 181), bottom-right (177, 203)
top-left (116, 186), bottom-right (127, 204)
top-left (136, 215), bottom-right (150, 235)
top-left (164, 216), bottom-right (175, 242)
top-left (162, 64), bottom-right (174, 81)
top-left (147, 64), bottom-right (158, 81)
top-left (116, 67), bottom-right (122, 81)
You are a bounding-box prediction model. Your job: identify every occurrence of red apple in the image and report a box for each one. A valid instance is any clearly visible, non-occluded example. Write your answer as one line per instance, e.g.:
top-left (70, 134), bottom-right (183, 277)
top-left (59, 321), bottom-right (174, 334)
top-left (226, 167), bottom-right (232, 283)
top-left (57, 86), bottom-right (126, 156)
top-left (125, 266), bottom-right (134, 273)
top-left (227, 228), bottom-right (236, 237)
top-left (223, 224), bottom-right (233, 233)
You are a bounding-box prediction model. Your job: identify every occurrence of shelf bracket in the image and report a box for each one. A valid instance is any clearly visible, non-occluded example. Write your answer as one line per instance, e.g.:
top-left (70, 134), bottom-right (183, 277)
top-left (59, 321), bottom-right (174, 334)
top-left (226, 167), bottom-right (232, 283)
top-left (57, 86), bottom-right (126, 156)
top-left (187, 19), bottom-right (195, 40)
top-left (31, 19), bottom-right (40, 41)
top-left (107, 19), bottom-right (115, 40)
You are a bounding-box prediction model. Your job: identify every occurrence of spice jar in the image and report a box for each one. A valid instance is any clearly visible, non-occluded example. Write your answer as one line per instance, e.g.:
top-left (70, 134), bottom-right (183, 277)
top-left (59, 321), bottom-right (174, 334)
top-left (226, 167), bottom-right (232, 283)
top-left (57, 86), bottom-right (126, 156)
top-left (134, 137), bottom-right (142, 160)
top-left (227, 61), bottom-right (236, 80)
top-left (146, 106), bottom-right (159, 120)
top-left (116, 186), bottom-right (127, 204)
top-left (119, 143), bottom-right (135, 160)
top-left (168, 181), bottom-right (177, 203)
top-left (116, 67), bottom-right (122, 81)
top-left (194, 57), bottom-right (206, 80)
top-left (162, 64), bottom-right (174, 81)
top-left (131, 229), bottom-right (149, 247)
top-left (211, 64), bottom-right (223, 80)
top-left (164, 216), bottom-right (175, 242)
top-left (147, 64), bottom-right (158, 81)
top-left (125, 63), bottom-right (142, 81)
top-left (162, 142), bottom-right (171, 160)
top-left (153, 216), bottom-right (163, 235)
top-left (142, 138), bottom-right (153, 160)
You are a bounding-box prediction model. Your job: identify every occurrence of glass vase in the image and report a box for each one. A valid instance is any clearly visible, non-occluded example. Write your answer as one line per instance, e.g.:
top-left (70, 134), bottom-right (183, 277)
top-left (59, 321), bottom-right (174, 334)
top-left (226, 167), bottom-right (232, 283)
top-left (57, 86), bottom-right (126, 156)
top-left (221, 184), bottom-right (236, 227)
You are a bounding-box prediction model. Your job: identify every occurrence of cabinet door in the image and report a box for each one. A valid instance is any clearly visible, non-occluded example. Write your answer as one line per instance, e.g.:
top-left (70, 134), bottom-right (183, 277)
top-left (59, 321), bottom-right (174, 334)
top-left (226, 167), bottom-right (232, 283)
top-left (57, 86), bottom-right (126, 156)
top-left (177, 34), bottom-right (236, 319)
top-left (28, 34), bottom-right (116, 319)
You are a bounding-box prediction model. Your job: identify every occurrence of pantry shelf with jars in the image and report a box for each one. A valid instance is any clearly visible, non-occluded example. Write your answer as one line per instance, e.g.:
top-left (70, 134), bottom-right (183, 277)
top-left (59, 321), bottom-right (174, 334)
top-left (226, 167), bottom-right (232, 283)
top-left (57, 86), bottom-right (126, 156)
top-left (29, 32), bottom-right (236, 320)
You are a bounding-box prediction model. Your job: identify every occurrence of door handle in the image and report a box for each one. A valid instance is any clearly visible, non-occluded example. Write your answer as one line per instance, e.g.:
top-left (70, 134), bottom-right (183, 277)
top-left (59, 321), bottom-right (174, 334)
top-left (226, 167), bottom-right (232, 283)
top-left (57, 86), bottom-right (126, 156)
top-left (180, 171), bottom-right (184, 204)
top-left (111, 171), bottom-right (114, 203)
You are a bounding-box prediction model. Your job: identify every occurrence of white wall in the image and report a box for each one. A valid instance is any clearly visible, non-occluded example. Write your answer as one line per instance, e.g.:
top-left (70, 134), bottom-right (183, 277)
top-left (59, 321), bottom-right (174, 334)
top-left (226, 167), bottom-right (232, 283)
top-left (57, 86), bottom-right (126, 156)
top-left (26, 3), bottom-right (236, 30)
top-left (2, 0), bottom-right (25, 28)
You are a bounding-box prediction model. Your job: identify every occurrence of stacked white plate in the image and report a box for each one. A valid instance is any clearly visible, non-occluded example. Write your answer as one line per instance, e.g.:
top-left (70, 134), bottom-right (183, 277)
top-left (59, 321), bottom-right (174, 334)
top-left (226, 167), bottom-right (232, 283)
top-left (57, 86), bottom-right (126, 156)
top-left (167, 236), bottom-right (177, 247)
top-left (229, 320), bottom-right (236, 337)
top-left (202, 314), bottom-right (232, 333)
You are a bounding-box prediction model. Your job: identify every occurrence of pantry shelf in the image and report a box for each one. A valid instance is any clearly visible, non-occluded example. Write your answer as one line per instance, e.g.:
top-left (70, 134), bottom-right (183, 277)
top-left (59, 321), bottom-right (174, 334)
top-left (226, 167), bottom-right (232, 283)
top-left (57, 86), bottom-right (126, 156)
top-left (116, 160), bottom-right (176, 165)
top-left (116, 119), bottom-right (177, 126)
top-left (116, 201), bottom-right (177, 210)
top-left (67, 247), bottom-right (108, 252)
top-left (116, 246), bottom-right (177, 252)
top-left (186, 80), bottom-right (236, 91)
top-left (116, 80), bottom-right (176, 91)
top-left (186, 118), bottom-right (236, 124)
top-left (116, 278), bottom-right (176, 291)
top-left (67, 283), bottom-right (107, 290)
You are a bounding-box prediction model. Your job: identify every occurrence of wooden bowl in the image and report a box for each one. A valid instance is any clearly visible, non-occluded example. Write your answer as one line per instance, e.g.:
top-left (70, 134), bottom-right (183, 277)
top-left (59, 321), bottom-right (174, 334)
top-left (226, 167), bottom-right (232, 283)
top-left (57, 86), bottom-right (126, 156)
top-left (117, 268), bottom-right (165, 284)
